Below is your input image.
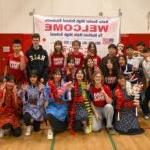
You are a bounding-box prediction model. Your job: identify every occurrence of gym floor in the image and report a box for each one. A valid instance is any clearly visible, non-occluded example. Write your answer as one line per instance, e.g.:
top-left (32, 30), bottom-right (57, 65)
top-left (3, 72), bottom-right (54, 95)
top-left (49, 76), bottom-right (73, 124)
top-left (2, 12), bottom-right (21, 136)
top-left (0, 117), bottom-right (150, 150)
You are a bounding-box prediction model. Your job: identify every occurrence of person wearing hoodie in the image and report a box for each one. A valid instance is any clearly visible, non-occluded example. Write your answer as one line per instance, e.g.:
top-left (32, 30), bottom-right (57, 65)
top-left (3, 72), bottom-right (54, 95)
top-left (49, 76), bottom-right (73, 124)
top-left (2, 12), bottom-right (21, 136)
top-left (26, 33), bottom-right (49, 83)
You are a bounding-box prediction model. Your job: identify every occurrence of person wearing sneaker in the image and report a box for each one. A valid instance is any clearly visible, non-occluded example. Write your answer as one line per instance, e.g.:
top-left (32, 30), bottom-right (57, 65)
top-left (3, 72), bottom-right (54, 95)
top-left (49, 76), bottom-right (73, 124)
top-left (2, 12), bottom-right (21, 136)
top-left (44, 69), bottom-right (73, 139)
top-left (89, 71), bottom-right (115, 134)
top-left (19, 70), bottom-right (45, 136)
top-left (114, 75), bottom-right (144, 135)
top-left (67, 69), bottom-right (93, 135)
top-left (0, 75), bottom-right (21, 138)
top-left (143, 81), bottom-right (150, 120)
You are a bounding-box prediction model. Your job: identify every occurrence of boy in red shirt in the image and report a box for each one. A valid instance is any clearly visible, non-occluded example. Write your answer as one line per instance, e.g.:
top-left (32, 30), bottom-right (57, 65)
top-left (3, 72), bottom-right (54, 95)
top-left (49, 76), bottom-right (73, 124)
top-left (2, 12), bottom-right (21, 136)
top-left (4, 39), bottom-right (26, 83)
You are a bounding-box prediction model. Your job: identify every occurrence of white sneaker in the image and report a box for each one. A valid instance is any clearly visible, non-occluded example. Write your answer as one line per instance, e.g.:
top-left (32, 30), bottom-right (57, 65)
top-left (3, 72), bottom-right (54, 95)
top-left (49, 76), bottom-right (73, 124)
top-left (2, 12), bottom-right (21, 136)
top-left (144, 115), bottom-right (150, 120)
top-left (25, 126), bottom-right (32, 136)
top-left (84, 126), bottom-right (90, 134)
top-left (47, 129), bottom-right (53, 140)
top-left (0, 129), bottom-right (4, 138)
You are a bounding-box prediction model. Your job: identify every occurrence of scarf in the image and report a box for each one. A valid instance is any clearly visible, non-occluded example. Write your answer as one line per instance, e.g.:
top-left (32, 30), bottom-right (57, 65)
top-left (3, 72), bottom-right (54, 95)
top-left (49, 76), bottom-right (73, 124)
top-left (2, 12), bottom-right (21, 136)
top-left (80, 82), bottom-right (92, 133)
top-left (68, 81), bottom-right (92, 134)
top-left (48, 80), bottom-right (63, 103)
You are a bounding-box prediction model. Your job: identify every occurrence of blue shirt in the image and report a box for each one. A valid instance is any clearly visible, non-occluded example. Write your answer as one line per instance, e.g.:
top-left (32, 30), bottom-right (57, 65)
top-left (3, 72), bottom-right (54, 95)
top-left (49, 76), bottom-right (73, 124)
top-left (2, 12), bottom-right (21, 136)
top-left (44, 82), bottom-right (69, 122)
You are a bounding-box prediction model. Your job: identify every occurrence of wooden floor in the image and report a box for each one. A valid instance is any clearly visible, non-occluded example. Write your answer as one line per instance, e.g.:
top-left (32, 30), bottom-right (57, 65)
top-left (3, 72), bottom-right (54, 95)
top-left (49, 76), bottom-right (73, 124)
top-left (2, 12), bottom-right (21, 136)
top-left (0, 117), bottom-right (150, 150)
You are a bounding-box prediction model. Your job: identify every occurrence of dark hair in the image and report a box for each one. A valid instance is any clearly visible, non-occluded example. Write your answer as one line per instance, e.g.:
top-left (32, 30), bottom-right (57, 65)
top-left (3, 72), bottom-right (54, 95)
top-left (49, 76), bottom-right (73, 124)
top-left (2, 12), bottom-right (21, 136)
top-left (32, 33), bottom-right (40, 39)
top-left (75, 68), bottom-right (86, 81)
top-left (51, 68), bottom-right (63, 79)
top-left (5, 75), bottom-right (16, 83)
top-left (84, 57), bottom-right (94, 82)
top-left (72, 40), bottom-right (81, 47)
top-left (67, 56), bottom-right (75, 64)
top-left (118, 55), bottom-right (127, 65)
top-left (108, 44), bottom-right (117, 50)
top-left (126, 44), bottom-right (134, 49)
top-left (142, 48), bottom-right (150, 53)
top-left (12, 39), bottom-right (21, 44)
top-left (50, 69), bottom-right (63, 85)
top-left (29, 70), bottom-right (39, 78)
top-left (136, 42), bottom-right (145, 47)
top-left (54, 40), bottom-right (63, 53)
top-left (84, 56), bottom-right (94, 68)
top-left (102, 58), bottom-right (119, 76)
top-left (87, 42), bottom-right (97, 54)
top-left (117, 74), bottom-right (126, 80)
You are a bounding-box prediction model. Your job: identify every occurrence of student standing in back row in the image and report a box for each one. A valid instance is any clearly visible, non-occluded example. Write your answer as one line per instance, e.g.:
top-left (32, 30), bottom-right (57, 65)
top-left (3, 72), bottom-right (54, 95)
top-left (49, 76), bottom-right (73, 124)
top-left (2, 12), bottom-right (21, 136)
top-left (26, 33), bottom-right (49, 83)
top-left (49, 40), bottom-right (65, 72)
top-left (4, 39), bottom-right (26, 84)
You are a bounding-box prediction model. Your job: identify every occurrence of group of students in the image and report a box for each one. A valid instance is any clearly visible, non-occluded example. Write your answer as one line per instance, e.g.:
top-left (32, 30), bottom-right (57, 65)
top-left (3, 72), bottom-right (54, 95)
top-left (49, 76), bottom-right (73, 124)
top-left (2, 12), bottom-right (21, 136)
top-left (0, 33), bottom-right (150, 140)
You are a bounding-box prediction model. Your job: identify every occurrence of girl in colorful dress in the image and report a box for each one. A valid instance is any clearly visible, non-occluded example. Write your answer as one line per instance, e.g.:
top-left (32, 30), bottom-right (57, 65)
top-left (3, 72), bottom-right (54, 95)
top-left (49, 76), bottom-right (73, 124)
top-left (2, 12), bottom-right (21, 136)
top-left (44, 69), bottom-right (73, 139)
top-left (89, 71), bottom-right (115, 134)
top-left (0, 75), bottom-right (21, 138)
top-left (20, 70), bottom-right (45, 136)
top-left (114, 74), bottom-right (144, 134)
top-left (68, 68), bottom-right (92, 134)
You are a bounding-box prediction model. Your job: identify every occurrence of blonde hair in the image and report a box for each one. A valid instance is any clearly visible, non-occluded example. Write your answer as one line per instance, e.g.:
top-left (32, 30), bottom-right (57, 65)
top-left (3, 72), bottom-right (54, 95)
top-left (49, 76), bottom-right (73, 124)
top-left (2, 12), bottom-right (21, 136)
top-left (92, 70), bottom-right (104, 85)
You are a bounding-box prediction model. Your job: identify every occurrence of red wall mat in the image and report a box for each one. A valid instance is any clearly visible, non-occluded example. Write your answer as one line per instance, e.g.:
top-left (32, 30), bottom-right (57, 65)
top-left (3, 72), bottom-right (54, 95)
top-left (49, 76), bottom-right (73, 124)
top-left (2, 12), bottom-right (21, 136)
top-left (0, 34), bottom-right (32, 75)
top-left (121, 34), bottom-right (150, 48)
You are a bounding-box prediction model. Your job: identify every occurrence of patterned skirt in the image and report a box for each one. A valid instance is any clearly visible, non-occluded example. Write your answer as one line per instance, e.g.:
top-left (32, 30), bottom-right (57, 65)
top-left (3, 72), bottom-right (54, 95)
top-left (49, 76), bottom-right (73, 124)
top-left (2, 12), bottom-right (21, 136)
top-left (115, 108), bottom-right (144, 135)
top-left (75, 103), bottom-right (88, 121)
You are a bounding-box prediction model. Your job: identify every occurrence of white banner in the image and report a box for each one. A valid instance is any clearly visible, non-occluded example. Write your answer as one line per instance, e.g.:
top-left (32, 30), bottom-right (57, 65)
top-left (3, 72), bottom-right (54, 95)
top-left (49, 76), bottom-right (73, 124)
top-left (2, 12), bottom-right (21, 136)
top-left (34, 15), bottom-right (120, 57)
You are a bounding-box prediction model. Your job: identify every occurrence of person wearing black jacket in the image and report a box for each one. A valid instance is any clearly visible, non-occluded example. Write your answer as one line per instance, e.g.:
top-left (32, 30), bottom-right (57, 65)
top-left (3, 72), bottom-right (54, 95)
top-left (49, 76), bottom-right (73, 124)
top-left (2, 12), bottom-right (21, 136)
top-left (26, 33), bottom-right (49, 82)
top-left (100, 44), bottom-right (118, 72)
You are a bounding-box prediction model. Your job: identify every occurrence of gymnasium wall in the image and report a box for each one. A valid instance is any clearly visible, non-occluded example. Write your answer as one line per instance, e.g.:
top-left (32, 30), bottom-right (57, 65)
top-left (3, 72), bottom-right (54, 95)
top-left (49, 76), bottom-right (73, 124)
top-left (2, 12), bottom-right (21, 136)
top-left (0, 0), bottom-right (150, 33)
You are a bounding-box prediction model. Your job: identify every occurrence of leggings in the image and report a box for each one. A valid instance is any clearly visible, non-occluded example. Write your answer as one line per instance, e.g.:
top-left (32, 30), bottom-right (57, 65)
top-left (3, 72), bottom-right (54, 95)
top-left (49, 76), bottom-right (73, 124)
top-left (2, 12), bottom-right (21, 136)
top-left (23, 112), bottom-right (41, 131)
top-left (47, 114), bottom-right (67, 134)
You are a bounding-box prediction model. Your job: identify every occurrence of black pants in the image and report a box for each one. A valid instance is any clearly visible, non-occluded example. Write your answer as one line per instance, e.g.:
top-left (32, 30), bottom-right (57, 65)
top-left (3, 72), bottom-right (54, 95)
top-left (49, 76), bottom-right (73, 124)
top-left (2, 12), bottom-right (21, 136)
top-left (23, 112), bottom-right (41, 131)
top-left (47, 114), bottom-right (67, 134)
top-left (73, 120), bottom-right (84, 131)
top-left (2, 123), bottom-right (21, 137)
top-left (141, 86), bottom-right (150, 115)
